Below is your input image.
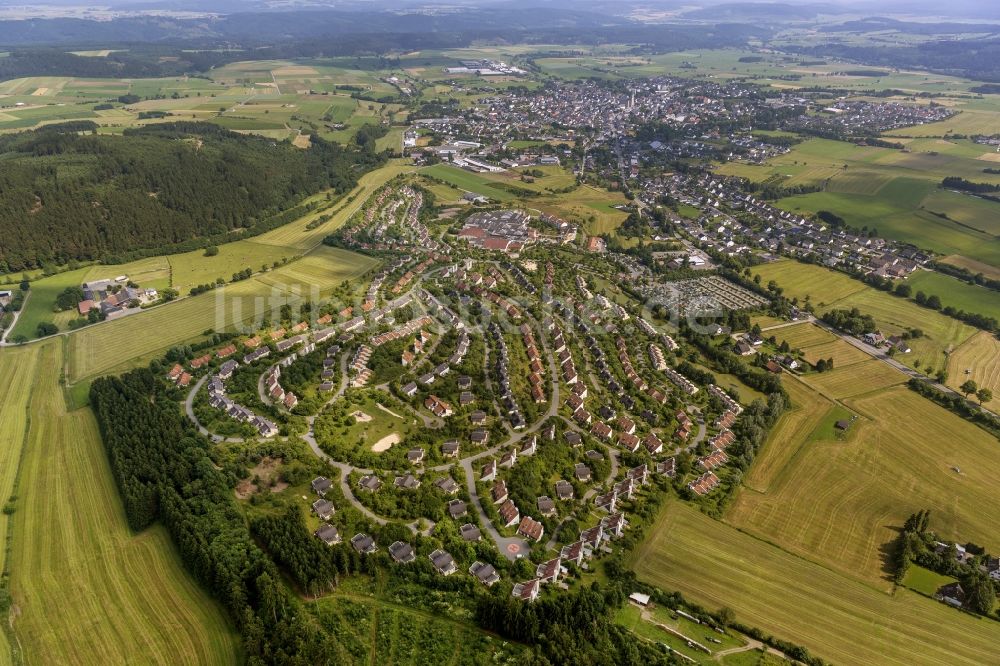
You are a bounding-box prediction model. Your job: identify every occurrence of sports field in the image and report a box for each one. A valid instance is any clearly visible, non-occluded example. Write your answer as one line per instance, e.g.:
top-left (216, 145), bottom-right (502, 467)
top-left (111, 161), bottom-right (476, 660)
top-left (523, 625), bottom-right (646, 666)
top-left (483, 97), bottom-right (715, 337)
top-left (8, 342), bottom-right (240, 665)
top-left (728, 385), bottom-right (1000, 588)
top-left (631, 501), bottom-right (1000, 666)
top-left (420, 164), bottom-right (518, 201)
top-left (945, 331), bottom-right (1000, 411)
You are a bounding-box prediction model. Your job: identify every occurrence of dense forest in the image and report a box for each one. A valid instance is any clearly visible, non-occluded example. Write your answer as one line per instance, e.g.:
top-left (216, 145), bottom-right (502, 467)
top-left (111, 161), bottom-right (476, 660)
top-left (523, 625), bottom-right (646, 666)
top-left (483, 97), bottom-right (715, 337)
top-left (0, 121), bottom-right (384, 272)
top-left (90, 369), bottom-right (365, 662)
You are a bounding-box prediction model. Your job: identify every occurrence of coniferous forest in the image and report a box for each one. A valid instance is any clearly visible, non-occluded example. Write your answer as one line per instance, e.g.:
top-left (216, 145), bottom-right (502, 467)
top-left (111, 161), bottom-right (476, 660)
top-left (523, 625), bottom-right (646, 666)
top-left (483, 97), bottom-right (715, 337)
top-left (0, 121), bottom-right (384, 272)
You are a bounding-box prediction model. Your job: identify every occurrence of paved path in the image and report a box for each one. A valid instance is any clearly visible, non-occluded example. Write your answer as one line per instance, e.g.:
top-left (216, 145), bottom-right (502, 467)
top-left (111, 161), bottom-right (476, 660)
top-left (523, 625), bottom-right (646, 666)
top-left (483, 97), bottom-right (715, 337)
top-left (183, 375), bottom-right (243, 443)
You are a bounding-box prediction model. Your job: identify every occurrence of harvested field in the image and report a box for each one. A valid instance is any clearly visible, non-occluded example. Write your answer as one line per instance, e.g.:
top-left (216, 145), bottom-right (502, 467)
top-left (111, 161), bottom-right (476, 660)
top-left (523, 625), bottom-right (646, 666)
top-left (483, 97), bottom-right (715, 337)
top-left (631, 501), bottom-right (1000, 666)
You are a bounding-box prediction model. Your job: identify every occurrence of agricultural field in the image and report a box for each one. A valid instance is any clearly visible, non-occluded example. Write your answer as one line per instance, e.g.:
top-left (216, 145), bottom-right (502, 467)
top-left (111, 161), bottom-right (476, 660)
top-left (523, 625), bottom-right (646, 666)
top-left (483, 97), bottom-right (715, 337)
top-left (0, 345), bottom-right (42, 643)
top-left (8, 265), bottom-right (91, 340)
top-left (945, 331), bottom-right (1000, 411)
top-left (631, 501), bottom-right (1000, 666)
top-left (728, 385), bottom-right (1000, 589)
top-left (535, 184), bottom-right (630, 235)
top-left (767, 321), bottom-right (871, 369)
top-left (753, 261), bottom-right (976, 372)
top-left (8, 341), bottom-right (241, 665)
top-left (802, 359), bottom-right (906, 399)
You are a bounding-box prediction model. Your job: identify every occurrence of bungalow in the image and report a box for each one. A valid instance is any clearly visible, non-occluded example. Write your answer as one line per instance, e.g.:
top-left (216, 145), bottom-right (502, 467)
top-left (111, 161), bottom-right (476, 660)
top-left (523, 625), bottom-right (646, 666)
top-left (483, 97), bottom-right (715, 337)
top-left (520, 435), bottom-right (537, 456)
top-left (470, 561), bottom-right (500, 586)
top-left (401, 382), bottom-right (419, 397)
top-left (407, 448), bottom-right (426, 465)
top-left (512, 579), bottom-right (541, 602)
top-left (448, 499), bottom-right (468, 519)
top-left (429, 549), bottom-right (457, 576)
top-left (312, 498), bottom-right (335, 520)
top-left (500, 448), bottom-right (517, 468)
top-left (935, 582), bottom-right (966, 608)
top-left (471, 429), bottom-right (490, 445)
top-left (517, 516), bottom-right (545, 542)
top-left (434, 476), bottom-right (461, 495)
top-left (470, 410), bottom-right (487, 425)
top-left (590, 421), bottom-right (613, 441)
top-left (498, 499), bottom-right (520, 527)
top-left (656, 458), bottom-right (676, 478)
top-left (424, 395), bottom-right (453, 417)
top-left (350, 533), bottom-right (378, 554)
top-left (491, 480), bottom-right (509, 504)
top-left (481, 459), bottom-right (498, 482)
top-left (644, 433), bottom-right (664, 455)
top-left (594, 491), bottom-right (617, 513)
top-left (564, 431), bottom-right (582, 447)
top-left (311, 477), bottom-right (334, 497)
top-left (574, 463), bottom-right (592, 482)
top-left (536, 557), bottom-right (562, 584)
top-left (358, 475), bottom-right (383, 492)
top-left (460, 523), bottom-right (482, 542)
top-left (315, 524), bottom-right (341, 546)
top-left (555, 480), bottom-right (575, 501)
top-left (394, 474), bottom-right (421, 490)
top-left (389, 541), bottom-right (416, 564)
top-left (560, 540), bottom-right (585, 567)
top-left (618, 432), bottom-right (641, 454)
top-left (537, 495), bottom-right (556, 517)
top-left (442, 439), bottom-right (460, 458)
top-left (601, 512), bottom-right (627, 538)
top-left (580, 525), bottom-right (604, 551)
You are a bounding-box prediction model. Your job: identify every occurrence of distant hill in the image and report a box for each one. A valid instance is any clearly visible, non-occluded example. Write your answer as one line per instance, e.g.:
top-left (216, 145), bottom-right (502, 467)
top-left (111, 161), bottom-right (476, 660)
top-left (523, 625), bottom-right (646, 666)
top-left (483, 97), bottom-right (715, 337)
top-left (0, 122), bottom-right (382, 272)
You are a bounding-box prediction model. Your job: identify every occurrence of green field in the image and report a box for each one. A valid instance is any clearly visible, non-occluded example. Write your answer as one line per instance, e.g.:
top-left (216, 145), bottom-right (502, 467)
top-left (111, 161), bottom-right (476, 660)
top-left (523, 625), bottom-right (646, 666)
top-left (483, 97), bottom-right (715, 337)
top-left (7, 342), bottom-right (241, 664)
top-left (631, 501), bottom-right (1000, 666)
top-left (8, 266), bottom-right (91, 340)
top-left (729, 384), bottom-right (1000, 589)
top-left (902, 565), bottom-right (957, 597)
top-left (906, 270), bottom-right (1000, 322)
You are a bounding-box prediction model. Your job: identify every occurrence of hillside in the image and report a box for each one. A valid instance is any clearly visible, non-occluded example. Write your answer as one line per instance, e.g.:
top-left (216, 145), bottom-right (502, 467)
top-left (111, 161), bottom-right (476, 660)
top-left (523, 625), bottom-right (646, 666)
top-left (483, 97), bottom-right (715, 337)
top-left (0, 121), bottom-right (383, 272)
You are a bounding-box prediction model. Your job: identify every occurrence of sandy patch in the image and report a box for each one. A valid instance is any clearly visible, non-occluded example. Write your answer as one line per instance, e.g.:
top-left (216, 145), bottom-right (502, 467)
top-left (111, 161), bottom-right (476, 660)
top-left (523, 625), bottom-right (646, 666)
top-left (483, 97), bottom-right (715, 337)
top-left (371, 433), bottom-right (401, 452)
top-left (292, 133), bottom-right (311, 149)
top-left (976, 152), bottom-right (1000, 163)
top-left (350, 410), bottom-right (373, 423)
top-left (31, 87), bottom-right (49, 96)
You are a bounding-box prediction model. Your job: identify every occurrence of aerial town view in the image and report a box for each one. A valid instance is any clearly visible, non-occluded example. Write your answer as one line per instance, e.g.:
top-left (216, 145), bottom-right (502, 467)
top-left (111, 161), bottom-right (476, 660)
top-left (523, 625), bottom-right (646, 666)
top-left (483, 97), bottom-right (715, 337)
top-left (1, 0), bottom-right (1000, 664)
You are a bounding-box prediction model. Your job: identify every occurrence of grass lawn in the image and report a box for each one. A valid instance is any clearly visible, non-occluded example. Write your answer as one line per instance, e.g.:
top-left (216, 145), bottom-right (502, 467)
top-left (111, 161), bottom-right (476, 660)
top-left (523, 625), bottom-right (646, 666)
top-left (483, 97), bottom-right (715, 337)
top-left (9, 266), bottom-right (91, 340)
top-left (728, 385), bottom-right (1000, 589)
top-left (630, 500), bottom-right (1000, 666)
top-left (903, 565), bottom-right (957, 597)
top-left (9, 341), bottom-right (241, 665)
top-left (615, 605), bottom-right (721, 663)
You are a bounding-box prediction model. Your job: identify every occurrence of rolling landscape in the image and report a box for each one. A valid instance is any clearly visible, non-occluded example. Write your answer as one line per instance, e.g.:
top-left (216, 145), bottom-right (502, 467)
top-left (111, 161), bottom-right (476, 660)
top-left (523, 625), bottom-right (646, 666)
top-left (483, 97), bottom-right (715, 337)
top-left (1, 1), bottom-right (1000, 665)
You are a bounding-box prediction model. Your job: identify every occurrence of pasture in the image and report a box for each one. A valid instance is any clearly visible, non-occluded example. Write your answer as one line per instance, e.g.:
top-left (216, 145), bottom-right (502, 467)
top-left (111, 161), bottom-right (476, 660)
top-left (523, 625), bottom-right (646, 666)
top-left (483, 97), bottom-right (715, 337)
top-left (767, 322), bottom-right (871, 368)
top-left (8, 265), bottom-right (91, 340)
top-left (728, 385), bottom-right (1000, 589)
top-left (906, 270), bottom-right (1000, 322)
top-left (8, 341), bottom-right (241, 665)
top-left (420, 164), bottom-right (518, 202)
top-left (945, 331), bottom-right (1000, 411)
top-left (630, 501), bottom-right (1000, 666)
